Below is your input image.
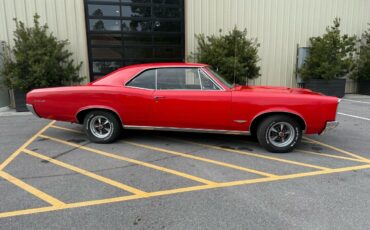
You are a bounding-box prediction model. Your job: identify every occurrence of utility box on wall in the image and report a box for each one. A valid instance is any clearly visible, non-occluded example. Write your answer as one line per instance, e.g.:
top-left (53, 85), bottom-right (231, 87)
top-left (296, 46), bottom-right (309, 88)
top-left (0, 41), bottom-right (10, 109)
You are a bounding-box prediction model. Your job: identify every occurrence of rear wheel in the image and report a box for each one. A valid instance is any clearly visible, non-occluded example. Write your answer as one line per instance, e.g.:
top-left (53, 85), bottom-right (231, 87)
top-left (256, 115), bottom-right (302, 153)
top-left (84, 110), bottom-right (121, 143)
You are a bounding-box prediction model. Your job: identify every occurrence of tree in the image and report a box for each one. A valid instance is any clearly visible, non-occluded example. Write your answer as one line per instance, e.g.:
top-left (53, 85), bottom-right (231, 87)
top-left (191, 27), bottom-right (260, 85)
top-left (299, 18), bottom-right (356, 80)
top-left (1, 14), bottom-right (83, 92)
top-left (353, 24), bottom-right (370, 80)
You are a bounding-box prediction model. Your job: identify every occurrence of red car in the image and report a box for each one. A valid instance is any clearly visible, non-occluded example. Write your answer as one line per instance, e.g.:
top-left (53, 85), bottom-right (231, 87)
top-left (26, 63), bottom-right (340, 153)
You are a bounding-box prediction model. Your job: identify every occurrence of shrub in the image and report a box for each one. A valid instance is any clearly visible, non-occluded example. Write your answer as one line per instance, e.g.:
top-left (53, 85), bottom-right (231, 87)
top-left (353, 25), bottom-right (370, 80)
top-left (299, 18), bottom-right (356, 80)
top-left (191, 27), bottom-right (260, 85)
top-left (1, 14), bottom-right (83, 92)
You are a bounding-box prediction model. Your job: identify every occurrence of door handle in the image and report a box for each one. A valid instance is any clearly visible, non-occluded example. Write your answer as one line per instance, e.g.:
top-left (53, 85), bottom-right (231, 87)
top-left (154, 96), bottom-right (166, 101)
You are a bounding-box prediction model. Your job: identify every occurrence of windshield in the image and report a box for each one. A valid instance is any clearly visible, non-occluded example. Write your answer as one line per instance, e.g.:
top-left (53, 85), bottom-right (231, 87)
top-left (205, 67), bottom-right (233, 89)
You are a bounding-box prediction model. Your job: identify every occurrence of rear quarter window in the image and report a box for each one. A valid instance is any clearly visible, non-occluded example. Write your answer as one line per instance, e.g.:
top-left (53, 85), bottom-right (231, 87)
top-left (126, 69), bottom-right (156, 89)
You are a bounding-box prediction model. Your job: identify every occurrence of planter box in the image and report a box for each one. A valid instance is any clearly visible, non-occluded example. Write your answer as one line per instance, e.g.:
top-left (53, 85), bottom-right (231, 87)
top-left (304, 79), bottom-right (346, 98)
top-left (14, 90), bottom-right (28, 112)
top-left (357, 80), bottom-right (370, 95)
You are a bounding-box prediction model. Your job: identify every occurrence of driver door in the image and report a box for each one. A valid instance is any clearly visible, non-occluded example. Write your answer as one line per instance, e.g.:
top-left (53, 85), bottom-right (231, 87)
top-left (152, 68), bottom-right (232, 130)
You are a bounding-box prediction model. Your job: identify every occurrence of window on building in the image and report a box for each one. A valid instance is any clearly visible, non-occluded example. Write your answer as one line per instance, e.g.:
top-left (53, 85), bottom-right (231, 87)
top-left (85, 0), bottom-right (185, 81)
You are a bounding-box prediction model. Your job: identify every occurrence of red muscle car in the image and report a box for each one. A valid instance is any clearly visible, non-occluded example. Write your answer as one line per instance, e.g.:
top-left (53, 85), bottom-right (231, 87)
top-left (26, 63), bottom-right (340, 153)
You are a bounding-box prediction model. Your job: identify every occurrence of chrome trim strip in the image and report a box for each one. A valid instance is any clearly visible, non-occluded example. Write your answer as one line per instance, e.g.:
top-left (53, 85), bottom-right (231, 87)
top-left (123, 125), bottom-right (250, 135)
top-left (125, 66), bottom-right (225, 92)
top-left (26, 104), bottom-right (40, 118)
top-left (199, 68), bottom-right (226, 91)
top-left (234, 120), bottom-right (247, 123)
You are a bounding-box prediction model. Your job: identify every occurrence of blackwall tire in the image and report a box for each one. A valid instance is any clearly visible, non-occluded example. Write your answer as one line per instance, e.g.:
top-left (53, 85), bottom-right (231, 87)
top-left (256, 115), bottom-right (302, 153)
top-left (84, 110), bottom-right (121, 143)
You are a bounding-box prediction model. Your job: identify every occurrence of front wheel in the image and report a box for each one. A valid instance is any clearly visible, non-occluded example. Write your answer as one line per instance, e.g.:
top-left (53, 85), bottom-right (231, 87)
top-left (84, 110), bottom-right (121, 143)
top-left (257, 115), bottom-right (302, 153)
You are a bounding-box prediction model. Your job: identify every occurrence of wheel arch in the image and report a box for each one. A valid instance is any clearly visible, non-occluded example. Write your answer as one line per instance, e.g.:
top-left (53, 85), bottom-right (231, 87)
top-left (249, 111), bottom-right (307, 136)
top-left (76, 106), bottom-right (123, 125)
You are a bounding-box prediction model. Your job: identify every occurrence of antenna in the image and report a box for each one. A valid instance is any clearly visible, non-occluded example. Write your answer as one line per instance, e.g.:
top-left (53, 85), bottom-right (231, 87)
top-left (233, 32), bottom-right (237, 86)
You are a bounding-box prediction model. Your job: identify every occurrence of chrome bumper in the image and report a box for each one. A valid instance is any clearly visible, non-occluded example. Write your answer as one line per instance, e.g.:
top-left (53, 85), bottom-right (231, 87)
top-left (321, 121), bottom-right (339, 134)
top-left (26, 104), bottom-right (40, 118)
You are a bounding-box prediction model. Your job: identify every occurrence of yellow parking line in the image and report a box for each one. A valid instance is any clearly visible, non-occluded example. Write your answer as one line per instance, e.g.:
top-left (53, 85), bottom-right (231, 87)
top-left (0, 170), bottom-right (65, 207)
top-left (2, 163), bottom-right (370, 219)
top-left (303, 137), bottom-right (370, 163)
top-left (0, 194), bottom-right (141, 219)
top-left (51, 125), bottom-right (83, 134)
top-left (38, 135), bottom-right (217, 185)
top-left (297, 149), bottom-right (369, 163)
top-left (124, 141), bottom-right (277, 178)
top-left (23, 149), bottom-right (148, 197)
top-left (0, 121), bottom-right (56, 171)
top-left (175, 139), bottom-right (330, 170)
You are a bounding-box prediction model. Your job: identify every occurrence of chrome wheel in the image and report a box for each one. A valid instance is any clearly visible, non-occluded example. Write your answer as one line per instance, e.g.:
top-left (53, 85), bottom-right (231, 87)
top-left (267, 122), bottom-right (295, 148)
top-left (89, 115), bottom-right (113, 139)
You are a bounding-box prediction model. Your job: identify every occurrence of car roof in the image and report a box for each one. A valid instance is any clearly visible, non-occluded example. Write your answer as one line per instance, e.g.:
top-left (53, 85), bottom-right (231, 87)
top-left (120, 62), bottom-right (209, 70)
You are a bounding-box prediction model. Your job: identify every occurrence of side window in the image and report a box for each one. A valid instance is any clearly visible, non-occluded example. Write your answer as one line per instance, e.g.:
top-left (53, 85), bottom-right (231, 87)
top-left (127, 69), bottom-right (156, 89)
top-left (157, 68), bottom-right (201, 90)
top-left (199, 70), bottom-right (220, 90)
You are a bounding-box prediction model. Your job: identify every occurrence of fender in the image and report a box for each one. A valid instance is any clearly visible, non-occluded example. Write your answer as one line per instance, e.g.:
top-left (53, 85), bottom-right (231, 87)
top-left (249, 107), bottom-right (307, 132)
top-left (75, 105), bottom-right (124, 124)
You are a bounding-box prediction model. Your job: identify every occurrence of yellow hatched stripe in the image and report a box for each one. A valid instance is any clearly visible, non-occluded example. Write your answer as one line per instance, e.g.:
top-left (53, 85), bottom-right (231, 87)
top-left (0, 170), bottom-right (65, 207)
top-left (297, 149), bottom-right (369, 163)
top-left (303, 137), bottom-right (370, 162)
top-left (124, 141), bottom-right (277, 178)
top-left (23, 149), bottom-right (148, 196)
top-left (2, 163), bottom-right (370, 219)
top-left (38, 135), bottom-right (217, 185)
top-left (0, 121), bottom-right (55, 171)
top-left (176, 139), bottom-right (330, 170)
top-left (51, 125), bottom-right (83, 134)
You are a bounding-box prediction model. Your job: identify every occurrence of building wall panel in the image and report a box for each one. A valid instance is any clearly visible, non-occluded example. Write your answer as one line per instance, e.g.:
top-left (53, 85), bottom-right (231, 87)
top-left (186, 0), bottom-right (370, 88)
top-left (0, 0), bottom-right (89, 83)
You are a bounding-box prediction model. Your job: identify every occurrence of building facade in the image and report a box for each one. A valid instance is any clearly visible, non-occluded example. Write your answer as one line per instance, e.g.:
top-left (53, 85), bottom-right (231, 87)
top-left (1, 0), bottom-right (370, 92)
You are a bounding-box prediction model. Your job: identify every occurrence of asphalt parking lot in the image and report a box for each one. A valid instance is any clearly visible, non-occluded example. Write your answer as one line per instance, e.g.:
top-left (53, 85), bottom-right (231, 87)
top-left (1, 94), bottom-right (370, 229)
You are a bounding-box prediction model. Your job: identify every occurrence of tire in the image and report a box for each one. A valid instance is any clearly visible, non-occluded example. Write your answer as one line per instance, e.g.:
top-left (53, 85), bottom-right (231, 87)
top-left (256, 115), bottom-right (302, 153)
top-left (84, 110), bottom-right (122, 143)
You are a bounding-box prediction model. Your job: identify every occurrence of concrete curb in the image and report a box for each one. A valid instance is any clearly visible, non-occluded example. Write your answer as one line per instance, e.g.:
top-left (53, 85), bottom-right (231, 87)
top-left (0, 107), bottom-right (31, 117)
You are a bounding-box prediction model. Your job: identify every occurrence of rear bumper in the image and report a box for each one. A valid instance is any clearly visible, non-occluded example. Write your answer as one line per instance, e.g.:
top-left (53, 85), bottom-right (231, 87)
top-left (321, 121), bottom-right (339, 134)
top-left (26, 104), bottom-right (40, 118)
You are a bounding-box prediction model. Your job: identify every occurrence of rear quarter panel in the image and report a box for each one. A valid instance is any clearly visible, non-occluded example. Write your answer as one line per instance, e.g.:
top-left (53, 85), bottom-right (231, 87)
top-left (27, 86), bottom-right (125, 123)
top-left (231, 91), bottom-right (339, 134)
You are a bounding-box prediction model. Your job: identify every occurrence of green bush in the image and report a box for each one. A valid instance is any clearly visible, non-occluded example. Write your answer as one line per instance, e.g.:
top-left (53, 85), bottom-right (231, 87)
top-left (299, 18), bottom-right (356, 80)
top-left (191, 27), bottom-right (260, 85)
top-left (353, 25), bottom-right (370, 80)
top-left (1, 14), bottom-right (83, 92)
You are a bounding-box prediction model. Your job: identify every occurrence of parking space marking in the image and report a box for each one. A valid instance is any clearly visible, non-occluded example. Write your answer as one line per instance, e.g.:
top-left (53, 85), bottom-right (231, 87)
top-left (23, 149), bottom-right (149, 197)
top-left (338, 112), bottom-right (370, 121)
top-left (39, 135), bottom-right (218, 186)
top-left (2, 121), bottom-right (370, 219)
top-left (0, 121), bottom-right (56, 171)
top-left (296, 149), bottom-right (369, 163)
top-left (175, 139), bottom-right (330, 170)
top-left (51, 125), bottom-right (83, 134)
top-left (124, 141), bottom-right (277, 177)
top-left (2, 162), bottom-right (370, 219)
top-left (303, 137), bottom-right (370, 163)
top-left (0, 171), bottom-right (65, 207)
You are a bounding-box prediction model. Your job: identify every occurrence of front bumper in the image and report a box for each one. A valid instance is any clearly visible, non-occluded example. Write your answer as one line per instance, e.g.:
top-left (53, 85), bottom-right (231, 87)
top-left (321, 121), bottom-right (339, 134)
top-left (26, 104), bottom-right (40, 118)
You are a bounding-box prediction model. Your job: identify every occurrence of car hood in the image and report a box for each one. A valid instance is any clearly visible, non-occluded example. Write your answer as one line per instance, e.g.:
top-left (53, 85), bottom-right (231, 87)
top-left (233, 85), bottom-right (323, 96)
